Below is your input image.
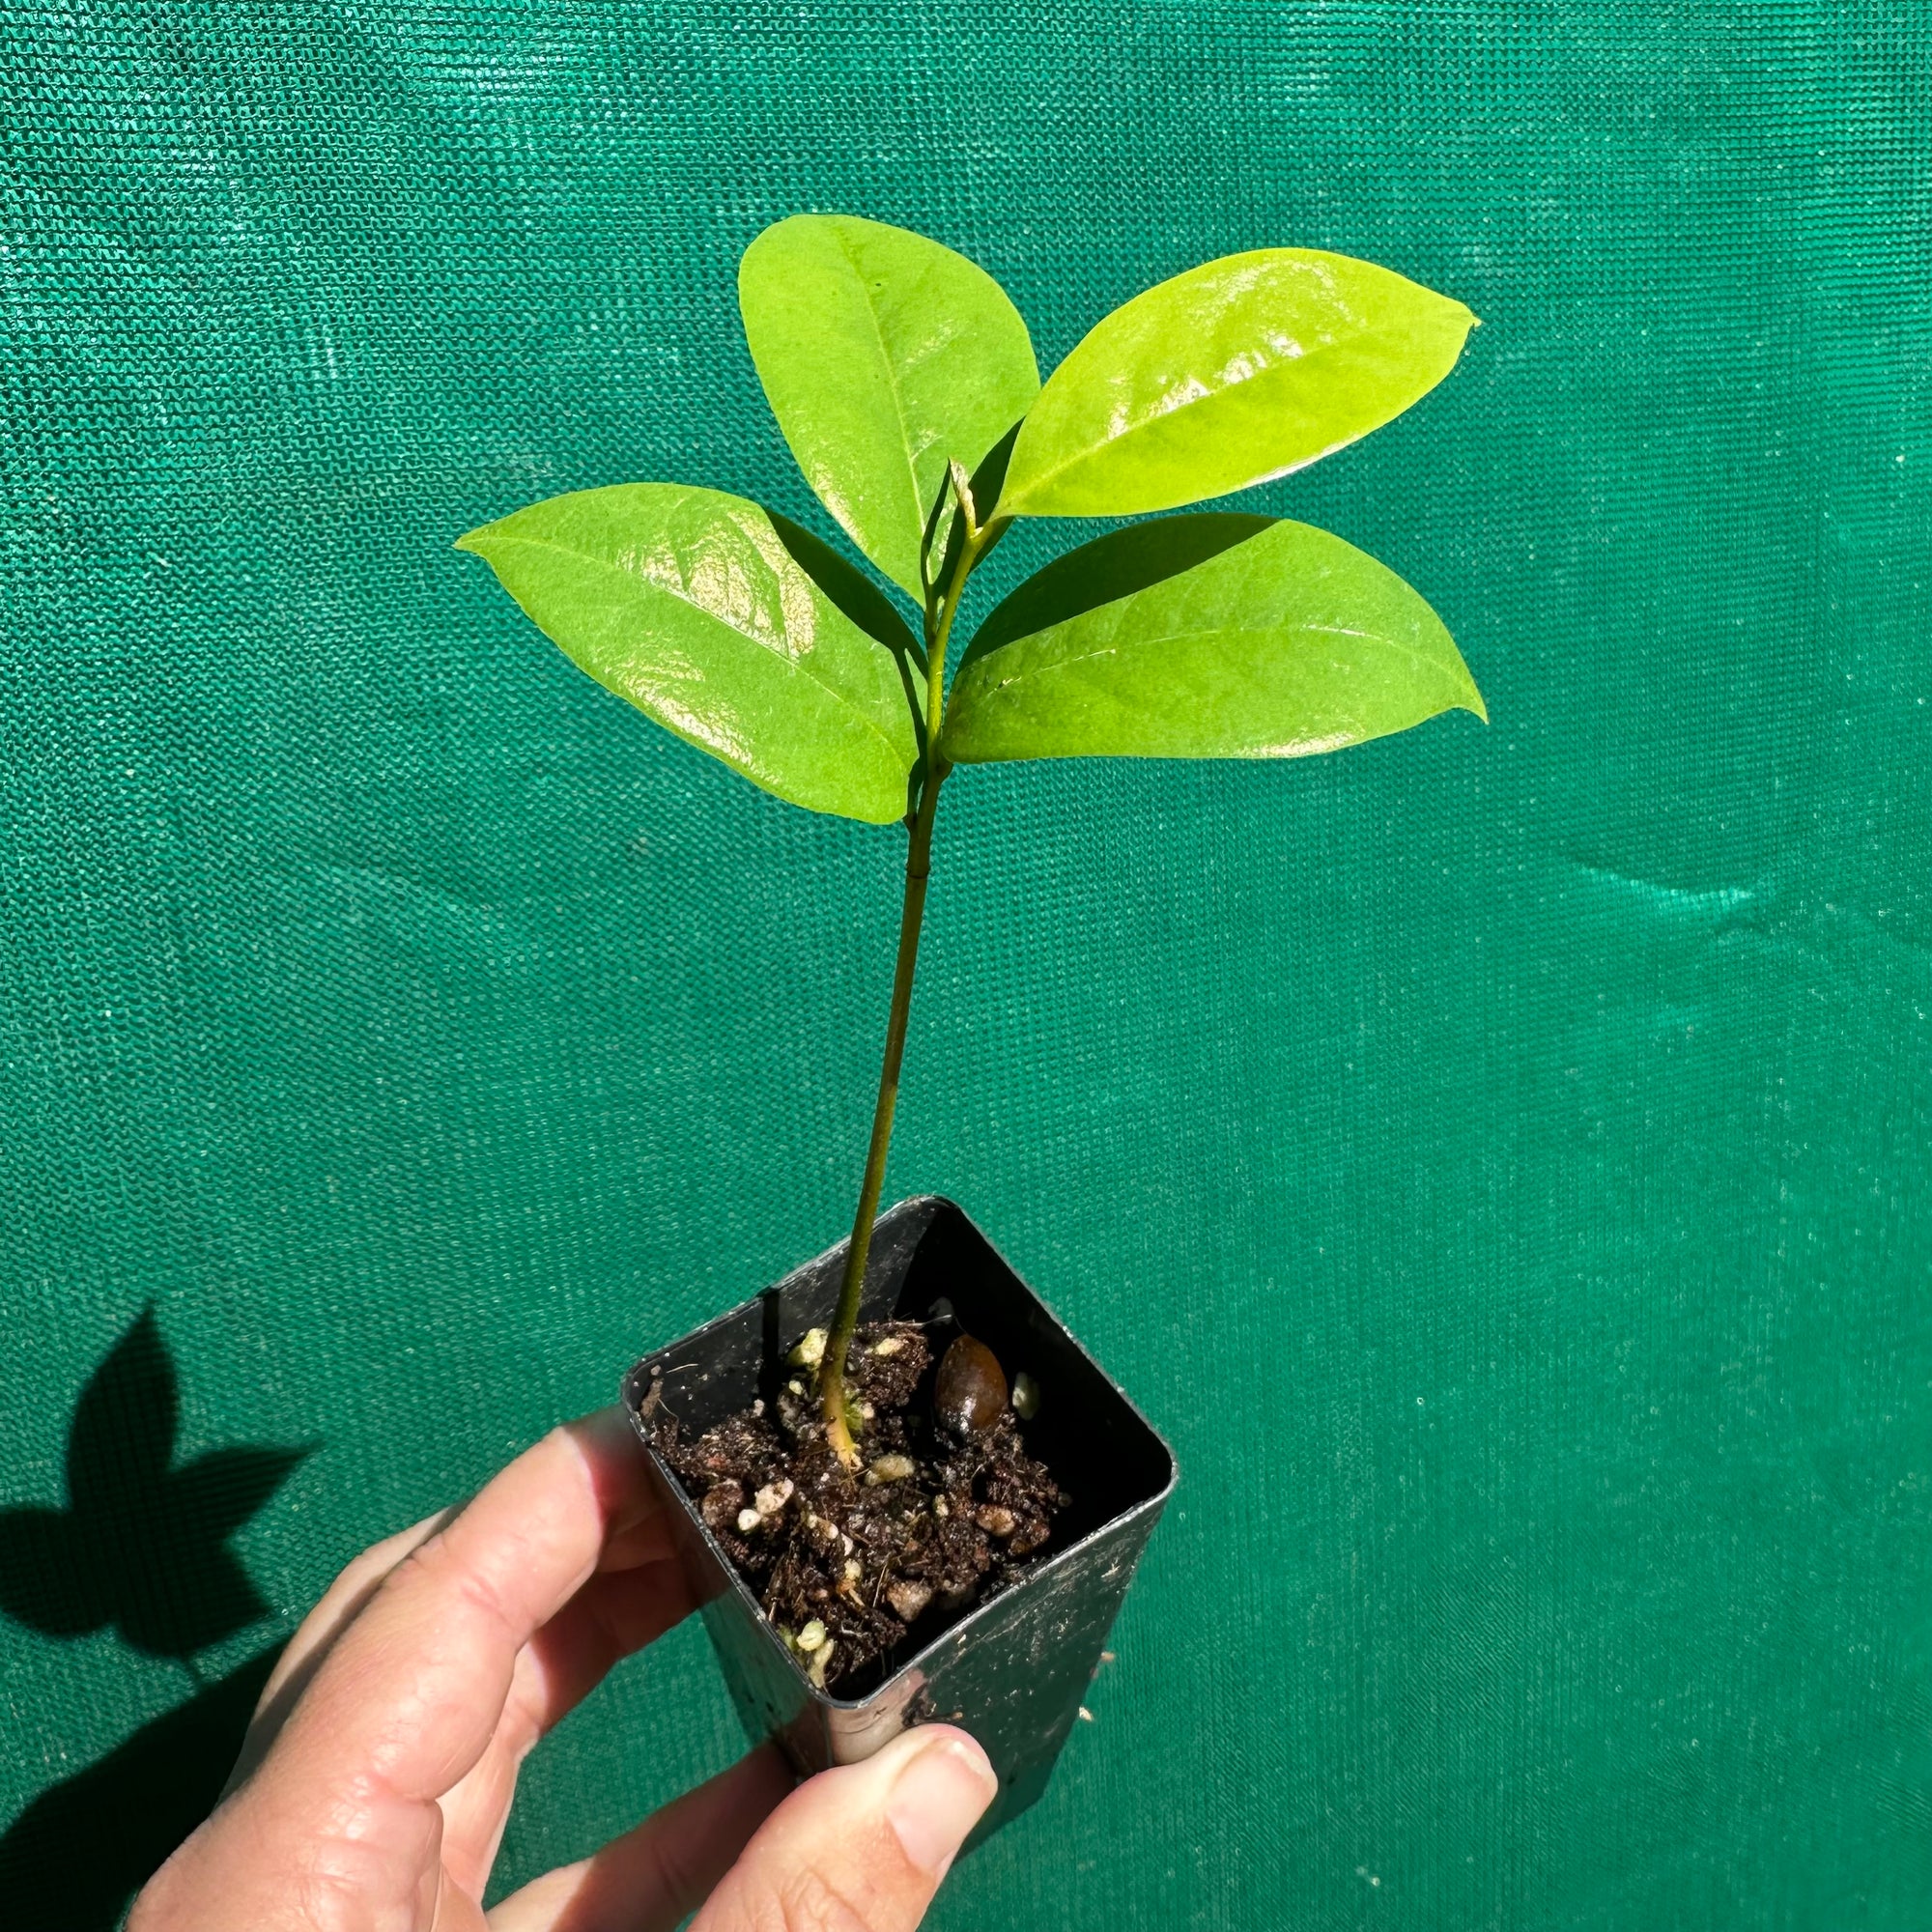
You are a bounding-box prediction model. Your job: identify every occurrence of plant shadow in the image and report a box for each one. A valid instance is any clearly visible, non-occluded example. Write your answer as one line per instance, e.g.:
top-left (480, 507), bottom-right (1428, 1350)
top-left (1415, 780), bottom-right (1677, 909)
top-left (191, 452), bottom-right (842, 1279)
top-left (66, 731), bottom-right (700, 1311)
top-left (0, 1643), bottom-right (281, 1931)
top-left (958, 510), bottom-right (1274, 671)
top-left (767, 509), bottom-right (934, 815)
top-left (0, 1308), bottom-right (309, 1927)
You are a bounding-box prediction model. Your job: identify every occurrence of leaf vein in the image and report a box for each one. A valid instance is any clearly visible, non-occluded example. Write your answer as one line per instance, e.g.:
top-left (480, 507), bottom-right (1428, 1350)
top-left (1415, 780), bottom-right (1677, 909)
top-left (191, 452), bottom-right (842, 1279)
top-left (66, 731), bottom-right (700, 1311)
top-left (484, 532), bottom-right (909, 768)
top-left (969, 618), bottom-right (1462, 692)
top-left (828, 225), bottom-right (928, 564)
top-left (1015, 321), bottom-right (1381, 507)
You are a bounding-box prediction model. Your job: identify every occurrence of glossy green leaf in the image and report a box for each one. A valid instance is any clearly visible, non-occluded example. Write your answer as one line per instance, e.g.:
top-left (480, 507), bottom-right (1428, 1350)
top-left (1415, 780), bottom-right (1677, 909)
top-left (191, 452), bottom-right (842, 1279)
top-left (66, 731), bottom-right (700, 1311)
top-left (941, 514), bottom-right (1484, 765)
top-left (999, 249), bottom-right (1475, 520)
top-left (739, 213), bottom-right (1039, 598)
top-left (457, 484), bottom-right (920, 823)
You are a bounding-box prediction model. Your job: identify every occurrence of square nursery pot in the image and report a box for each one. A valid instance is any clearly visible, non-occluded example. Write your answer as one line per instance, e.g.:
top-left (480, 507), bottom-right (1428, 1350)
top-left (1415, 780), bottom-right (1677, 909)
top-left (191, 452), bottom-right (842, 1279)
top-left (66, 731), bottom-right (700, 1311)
top-left (623, 1195), bottom-right (1177, 1843)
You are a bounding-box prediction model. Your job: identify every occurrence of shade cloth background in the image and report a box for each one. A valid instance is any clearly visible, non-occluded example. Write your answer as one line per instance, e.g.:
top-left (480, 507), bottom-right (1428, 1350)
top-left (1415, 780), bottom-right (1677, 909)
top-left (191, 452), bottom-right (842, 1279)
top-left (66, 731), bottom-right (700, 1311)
top-left (2, 3), bottom-right (1927, 1926)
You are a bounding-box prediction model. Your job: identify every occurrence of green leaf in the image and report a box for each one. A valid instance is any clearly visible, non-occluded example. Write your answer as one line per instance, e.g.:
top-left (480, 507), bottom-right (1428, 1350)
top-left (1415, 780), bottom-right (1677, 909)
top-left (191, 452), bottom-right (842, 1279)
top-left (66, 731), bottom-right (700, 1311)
top-left (999, 249), bottom-right (1475, 520)
top-left (457, 484), bottom-right (920, 823)
top-left (739, 213), bottom-right (1039, 599)
top-left (941, 514), bottom-right (1484, 766)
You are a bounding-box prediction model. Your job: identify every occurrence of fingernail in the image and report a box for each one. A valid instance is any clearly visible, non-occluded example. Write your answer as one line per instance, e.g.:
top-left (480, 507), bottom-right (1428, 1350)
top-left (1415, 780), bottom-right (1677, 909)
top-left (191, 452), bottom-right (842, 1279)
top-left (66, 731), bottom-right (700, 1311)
top-left (886, 1732), bottom-right (997, 1876)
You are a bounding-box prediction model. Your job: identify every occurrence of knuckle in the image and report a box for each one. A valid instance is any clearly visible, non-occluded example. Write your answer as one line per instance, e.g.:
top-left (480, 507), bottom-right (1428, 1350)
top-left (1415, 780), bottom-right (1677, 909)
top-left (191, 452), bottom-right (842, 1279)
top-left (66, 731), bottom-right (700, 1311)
top-left (332, 1511), bottom-right (446, 1601)
top-left (357, 1531), bottom-right (447, 1619)
top-left (773, 1864), bottom-right (883, 1932)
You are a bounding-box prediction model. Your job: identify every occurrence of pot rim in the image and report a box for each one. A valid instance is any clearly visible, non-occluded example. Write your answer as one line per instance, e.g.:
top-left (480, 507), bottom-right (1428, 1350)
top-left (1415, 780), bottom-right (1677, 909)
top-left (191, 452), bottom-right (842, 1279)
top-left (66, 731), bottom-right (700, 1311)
top-left (624, 1193), bottom-right (1178, 1715)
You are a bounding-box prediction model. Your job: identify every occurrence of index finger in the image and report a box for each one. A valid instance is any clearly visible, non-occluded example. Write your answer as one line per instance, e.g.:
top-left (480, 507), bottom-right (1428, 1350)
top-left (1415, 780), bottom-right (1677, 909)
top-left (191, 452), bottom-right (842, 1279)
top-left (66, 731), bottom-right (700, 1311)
top-left (260, 1406), bottom-right (670, 1808)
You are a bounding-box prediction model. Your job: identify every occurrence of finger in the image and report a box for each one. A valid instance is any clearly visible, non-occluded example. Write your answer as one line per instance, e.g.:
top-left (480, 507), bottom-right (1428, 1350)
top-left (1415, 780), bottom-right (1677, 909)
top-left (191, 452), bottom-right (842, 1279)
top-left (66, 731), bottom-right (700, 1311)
top-left (505, 1559), bottom-right (698, 1748)
top-left (486, 1748), bottom-right (792, 1932)
top-left (601, 1509), bottom-right (679, 1573)
top-left (260, 1407), bottom-right (663, 1810)
top-left (689, 1727), bottom-right (995, 1932)
top-left (438, 1557), bottom-right (696, 1892)
top-left (224, 1507), bottom-right (457, 1796)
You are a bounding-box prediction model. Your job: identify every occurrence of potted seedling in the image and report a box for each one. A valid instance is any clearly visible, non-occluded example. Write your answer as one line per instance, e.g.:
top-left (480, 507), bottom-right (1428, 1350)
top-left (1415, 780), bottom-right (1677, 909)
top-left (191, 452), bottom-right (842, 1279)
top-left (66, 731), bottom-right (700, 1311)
top-left (456, 214), bottom-right (1483, 1836)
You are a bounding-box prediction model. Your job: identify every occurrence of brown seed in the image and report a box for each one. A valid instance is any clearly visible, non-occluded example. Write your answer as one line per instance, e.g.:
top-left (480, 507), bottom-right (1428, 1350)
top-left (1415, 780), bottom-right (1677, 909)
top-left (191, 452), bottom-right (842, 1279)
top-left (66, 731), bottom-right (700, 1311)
top-left (974, 1504), bottom-right (1017, 1538)
top-left (935, 1334), bottom-right (1007, 1436)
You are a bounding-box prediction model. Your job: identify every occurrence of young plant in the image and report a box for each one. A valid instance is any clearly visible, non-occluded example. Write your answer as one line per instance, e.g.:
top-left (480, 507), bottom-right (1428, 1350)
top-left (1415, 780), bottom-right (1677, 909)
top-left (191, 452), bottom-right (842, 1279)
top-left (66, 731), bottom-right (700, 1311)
top-left (457, 215), bottom-right (1484, 1467)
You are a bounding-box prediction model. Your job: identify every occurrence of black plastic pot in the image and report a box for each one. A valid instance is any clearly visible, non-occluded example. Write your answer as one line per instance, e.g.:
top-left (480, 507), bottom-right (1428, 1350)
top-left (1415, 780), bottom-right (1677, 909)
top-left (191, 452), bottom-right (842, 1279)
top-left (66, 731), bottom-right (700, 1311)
top-left (622, 1195), bottom-right (1176, 1842)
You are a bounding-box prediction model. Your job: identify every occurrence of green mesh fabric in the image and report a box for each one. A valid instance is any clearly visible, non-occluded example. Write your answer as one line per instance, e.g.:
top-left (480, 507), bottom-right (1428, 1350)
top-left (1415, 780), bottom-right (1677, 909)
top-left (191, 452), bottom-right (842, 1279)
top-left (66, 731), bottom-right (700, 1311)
top-left (3, 5), bottom-right (1928, 1928)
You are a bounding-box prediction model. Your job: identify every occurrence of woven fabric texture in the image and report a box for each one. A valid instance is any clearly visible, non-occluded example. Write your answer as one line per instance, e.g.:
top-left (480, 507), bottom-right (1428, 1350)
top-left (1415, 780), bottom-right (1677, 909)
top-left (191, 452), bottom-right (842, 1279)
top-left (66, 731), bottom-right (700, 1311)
top-left (2, 4), bottom-right (1928, 1927)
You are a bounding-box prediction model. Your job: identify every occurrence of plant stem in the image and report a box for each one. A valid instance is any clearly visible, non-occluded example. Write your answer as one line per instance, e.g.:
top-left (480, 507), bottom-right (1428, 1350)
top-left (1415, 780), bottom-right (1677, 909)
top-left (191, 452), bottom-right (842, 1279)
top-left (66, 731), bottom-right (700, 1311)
top-left (821, 479), bottom-right (989, 1464)
top-left (819, 758), bottom-right (944, 1463)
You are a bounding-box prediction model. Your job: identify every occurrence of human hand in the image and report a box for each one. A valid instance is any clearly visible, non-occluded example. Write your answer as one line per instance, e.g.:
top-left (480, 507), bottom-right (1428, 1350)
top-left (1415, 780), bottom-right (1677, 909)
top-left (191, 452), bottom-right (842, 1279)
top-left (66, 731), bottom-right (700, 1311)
top-left (129, 1408), bottom-right (996, 1931)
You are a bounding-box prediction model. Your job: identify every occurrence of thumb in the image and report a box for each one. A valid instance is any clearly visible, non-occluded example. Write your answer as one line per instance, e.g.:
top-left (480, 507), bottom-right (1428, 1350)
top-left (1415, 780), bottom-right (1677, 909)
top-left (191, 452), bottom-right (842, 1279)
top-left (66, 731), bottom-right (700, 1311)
top-left (691, 1725), bottom-right (996, 1932)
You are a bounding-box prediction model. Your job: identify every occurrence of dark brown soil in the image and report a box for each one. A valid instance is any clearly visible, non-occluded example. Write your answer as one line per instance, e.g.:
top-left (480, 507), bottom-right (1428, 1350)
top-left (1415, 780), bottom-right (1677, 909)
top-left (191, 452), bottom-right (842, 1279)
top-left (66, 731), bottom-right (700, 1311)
top-left (648, 1321), bottom-right (1066, 1691)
